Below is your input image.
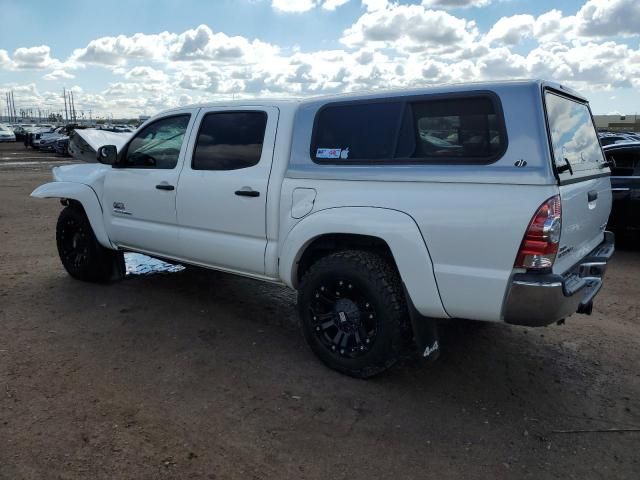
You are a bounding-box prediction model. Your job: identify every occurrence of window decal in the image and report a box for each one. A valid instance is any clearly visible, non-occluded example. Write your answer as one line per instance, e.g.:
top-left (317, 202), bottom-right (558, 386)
top-left (316, 148), bottom-right (342, 159)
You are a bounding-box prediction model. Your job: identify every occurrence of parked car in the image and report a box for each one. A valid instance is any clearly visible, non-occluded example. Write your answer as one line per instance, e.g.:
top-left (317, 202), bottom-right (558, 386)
top-left (603, 142), bottom-right (640, 239)
top-left (599, 131), bottom-right (640, 146)
top-left (31, 80), bottom-right (614, 378)
top-left (25, 126), bottom-right (56, 148)
top-left (36, 126), bottom-right (78, 151)
top-left (0, 124), bottom-right (16, 142)
top-left (54, 137), bottom-right (70, 156)
top-left (11, 126), bottom-right (28, 141)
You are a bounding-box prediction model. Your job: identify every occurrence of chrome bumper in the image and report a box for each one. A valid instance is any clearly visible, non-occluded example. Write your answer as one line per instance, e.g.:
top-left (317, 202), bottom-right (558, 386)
top-left (503, 231), bottom-right (615, 327)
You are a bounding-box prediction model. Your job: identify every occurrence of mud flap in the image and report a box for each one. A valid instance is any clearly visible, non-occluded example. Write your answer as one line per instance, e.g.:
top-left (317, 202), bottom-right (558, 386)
top-left (109, 251), bottom-right (126, 281)
top-left (403, 285), bottom-right (440, 363)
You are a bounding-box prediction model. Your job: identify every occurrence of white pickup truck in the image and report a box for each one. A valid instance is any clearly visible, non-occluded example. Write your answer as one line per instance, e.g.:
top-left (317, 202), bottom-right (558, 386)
top-left (32, 80), bottom-right (615, 378)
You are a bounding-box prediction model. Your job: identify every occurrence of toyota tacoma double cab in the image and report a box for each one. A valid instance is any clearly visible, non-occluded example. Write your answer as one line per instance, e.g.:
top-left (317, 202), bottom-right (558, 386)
top-left (32, 80), bottom-right (615, 378)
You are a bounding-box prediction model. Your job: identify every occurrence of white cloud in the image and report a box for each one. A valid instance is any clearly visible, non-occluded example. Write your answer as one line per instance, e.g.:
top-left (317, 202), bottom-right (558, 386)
top-left (361, 0), bottom-right (388, 11)
top-left (124, 66), bottom-right (167, 82)
top-left (169, 25), bottom-right (278, 62)
top-left (0, 49), bottom-right (11, 67)
top-left (70, 32), bottom-right (177, 66)
top-left (341, 5), bottom-right (479, 53)
top-left (43, 69), bottom-right (75, 80)
top-left (485, 14), bottom-right (535, 45)
top-left (272, 0), bottom-right (318, 12)
top-left (422, 0), bottom-right (491, 8)
top-left (576, 0), bottom-right (640, 37)
top-left (12, 45), bottom-right (60, 70)
top-left (322, 0), bottom-right (351, 10)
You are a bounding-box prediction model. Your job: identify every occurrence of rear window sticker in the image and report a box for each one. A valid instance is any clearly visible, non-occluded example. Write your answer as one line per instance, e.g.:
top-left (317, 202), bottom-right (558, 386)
top-left (316, 148), bottom-right (342, 159)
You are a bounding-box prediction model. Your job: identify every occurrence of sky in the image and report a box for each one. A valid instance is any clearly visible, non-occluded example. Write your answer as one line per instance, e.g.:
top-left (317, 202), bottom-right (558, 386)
top-left (1, 0), bottom-right (639, 119)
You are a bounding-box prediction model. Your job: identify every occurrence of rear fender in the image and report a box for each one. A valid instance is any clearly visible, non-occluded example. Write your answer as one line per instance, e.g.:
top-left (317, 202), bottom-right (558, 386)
top-left (279, 207), bottom-right (448, 318)
top-left (31, 181), bottom-right (112, 249)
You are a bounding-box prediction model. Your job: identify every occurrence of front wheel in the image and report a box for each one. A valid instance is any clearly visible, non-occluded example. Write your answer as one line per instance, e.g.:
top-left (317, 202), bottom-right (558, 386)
top-left (56, 205), bottom-right (124, 282)
top-left (298, 250), bottom-right (411, 378)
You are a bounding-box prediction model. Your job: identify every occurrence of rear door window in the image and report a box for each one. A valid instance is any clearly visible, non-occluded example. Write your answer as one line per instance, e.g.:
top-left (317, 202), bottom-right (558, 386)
top-left (192, 111), bottom-right (267, 171)
top-left (545, 91), bottom-right (605, 179)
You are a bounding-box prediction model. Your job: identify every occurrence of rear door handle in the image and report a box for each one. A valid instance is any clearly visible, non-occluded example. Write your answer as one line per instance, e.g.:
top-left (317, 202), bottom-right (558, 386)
top-left (156, 184), bottom-right (175, 191)
top-left (235, 189), bottom-right (260, 197)
top-left (588, 190), bottom-right (598, 202)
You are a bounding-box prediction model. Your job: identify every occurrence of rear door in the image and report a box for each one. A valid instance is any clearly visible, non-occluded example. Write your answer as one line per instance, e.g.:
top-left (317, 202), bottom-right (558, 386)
top-left (176, 106), bottom-right (278, 275)
top-left (544, 90), bottom-right (612, 274)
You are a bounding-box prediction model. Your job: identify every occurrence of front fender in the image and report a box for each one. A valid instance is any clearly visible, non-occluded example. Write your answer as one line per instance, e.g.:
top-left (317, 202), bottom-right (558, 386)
top-left (279, 207), bottom-right (448, 318)
top-left (31, 182), bottom-right (113, 249)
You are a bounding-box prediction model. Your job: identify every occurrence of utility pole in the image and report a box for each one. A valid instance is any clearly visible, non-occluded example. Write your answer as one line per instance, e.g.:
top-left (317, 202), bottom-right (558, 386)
top-left (11, 90), bottom-right (17, 123)
top-left (70, 90), bottom-right (76, 122)
top-left (63, 88), bottom-right (69, 123)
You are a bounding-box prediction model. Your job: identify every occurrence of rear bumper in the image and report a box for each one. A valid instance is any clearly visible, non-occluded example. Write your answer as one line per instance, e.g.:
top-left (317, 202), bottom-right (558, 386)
top-left (503, 231), bottom-right (615, 327)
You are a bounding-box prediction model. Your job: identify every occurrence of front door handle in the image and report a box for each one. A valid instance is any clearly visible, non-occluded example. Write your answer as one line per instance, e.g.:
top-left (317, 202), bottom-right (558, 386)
top-left (588, 190), bottom-right (598, 202)
top-left (235, 189), bottom-right (260, 197)
top-left (156, 184), bottom-right (175, 191)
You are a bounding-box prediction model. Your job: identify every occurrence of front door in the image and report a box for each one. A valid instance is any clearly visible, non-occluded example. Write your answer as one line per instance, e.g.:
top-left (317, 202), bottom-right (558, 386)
top-left (176, 107), bottom-right (278, 275)
top-left (102, 111), bottom-right (197, 257)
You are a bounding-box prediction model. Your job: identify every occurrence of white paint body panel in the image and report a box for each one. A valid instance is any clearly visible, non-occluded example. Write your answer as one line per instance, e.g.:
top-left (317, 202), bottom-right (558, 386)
top-left (278, 179), bottom-right (557, 320)
top-left (176, 106), bottom-right (279, 275)
top-left (30, 181), bottom-right (112, 248)
top-left (278, 206), bottom-right (447, 318)
top-left (102, 108), bottom-right (199, 257)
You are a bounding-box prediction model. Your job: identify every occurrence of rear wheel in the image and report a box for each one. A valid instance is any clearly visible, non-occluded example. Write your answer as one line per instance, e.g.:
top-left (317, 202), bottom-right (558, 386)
top-left (56, 205), bottom-right (123, 282)
top-left (298, 250), bottom-right (411, 378)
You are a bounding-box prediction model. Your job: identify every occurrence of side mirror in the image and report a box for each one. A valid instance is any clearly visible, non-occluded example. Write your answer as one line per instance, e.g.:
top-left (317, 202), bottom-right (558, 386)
top-left (97, 145), bottom-right (118, 165)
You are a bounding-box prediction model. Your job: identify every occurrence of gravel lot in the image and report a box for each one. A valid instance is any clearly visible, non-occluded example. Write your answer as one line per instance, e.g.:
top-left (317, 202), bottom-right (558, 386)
top-left (1, 142), bottom-right (639, 479)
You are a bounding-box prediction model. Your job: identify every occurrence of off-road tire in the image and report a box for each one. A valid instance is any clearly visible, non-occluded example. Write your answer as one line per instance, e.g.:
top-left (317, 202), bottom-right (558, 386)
top-left (298, 250), bottom-right (411, 378)
top-left (56, 205), bottom-right (124, 282)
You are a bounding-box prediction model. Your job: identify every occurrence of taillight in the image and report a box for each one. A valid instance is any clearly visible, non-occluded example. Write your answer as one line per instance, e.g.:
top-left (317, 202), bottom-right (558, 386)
top-left (515, 195), bottom-right (562, 270)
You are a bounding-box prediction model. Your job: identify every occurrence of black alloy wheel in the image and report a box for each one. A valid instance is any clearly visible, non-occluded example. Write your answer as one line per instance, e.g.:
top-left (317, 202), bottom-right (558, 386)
top-left (298, 250), bottom-right (410, 378)
top-left (309, 278), bottom-right (378, 359)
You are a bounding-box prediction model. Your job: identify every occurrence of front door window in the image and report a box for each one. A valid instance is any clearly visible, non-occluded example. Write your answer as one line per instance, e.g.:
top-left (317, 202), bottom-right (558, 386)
top-left (122, 115), bottom-right (190, 169)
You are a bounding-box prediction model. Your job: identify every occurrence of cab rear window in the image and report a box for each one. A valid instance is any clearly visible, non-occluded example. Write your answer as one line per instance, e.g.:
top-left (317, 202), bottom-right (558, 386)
top-left (545, 91), bottom-right (605, 177)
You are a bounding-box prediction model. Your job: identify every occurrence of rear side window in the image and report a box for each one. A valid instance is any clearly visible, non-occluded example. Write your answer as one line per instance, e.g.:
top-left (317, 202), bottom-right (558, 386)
top-left (545, 91), bottom-right (604, 177)
top-left (193, 111), bottom-right (267, 171)
top-left (311, 94), bottom-right (506, 164)
top-left (312, 102), bottom-right (402, 161)
top-left (404, 97), bottom-right (504, 160)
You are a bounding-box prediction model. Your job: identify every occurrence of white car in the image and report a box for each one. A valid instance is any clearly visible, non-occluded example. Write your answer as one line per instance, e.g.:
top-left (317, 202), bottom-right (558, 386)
top-left (31, 80), bottom-right (614, 377)
top-left (0, 124), bottom-right (16, 142)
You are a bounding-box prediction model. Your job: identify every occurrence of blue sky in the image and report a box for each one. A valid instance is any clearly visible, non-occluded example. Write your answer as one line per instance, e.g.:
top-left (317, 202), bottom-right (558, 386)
top-left (1, 0), bottom-right (639, 118)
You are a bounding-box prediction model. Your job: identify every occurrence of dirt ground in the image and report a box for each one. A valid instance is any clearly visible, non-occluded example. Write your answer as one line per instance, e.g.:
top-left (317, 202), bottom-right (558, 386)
top-left (1, 142), bottom-right (639, 479)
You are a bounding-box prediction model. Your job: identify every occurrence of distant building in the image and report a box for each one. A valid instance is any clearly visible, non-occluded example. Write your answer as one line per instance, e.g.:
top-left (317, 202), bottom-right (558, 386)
top-left (593, 114), bottom-right (639, 132)
top-left (138, 115), bottom-right (151, 123)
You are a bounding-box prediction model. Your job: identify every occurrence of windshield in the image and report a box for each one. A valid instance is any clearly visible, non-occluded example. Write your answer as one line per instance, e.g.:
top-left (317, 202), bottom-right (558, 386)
top-left (545, 91), bottom-right (604, 178)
